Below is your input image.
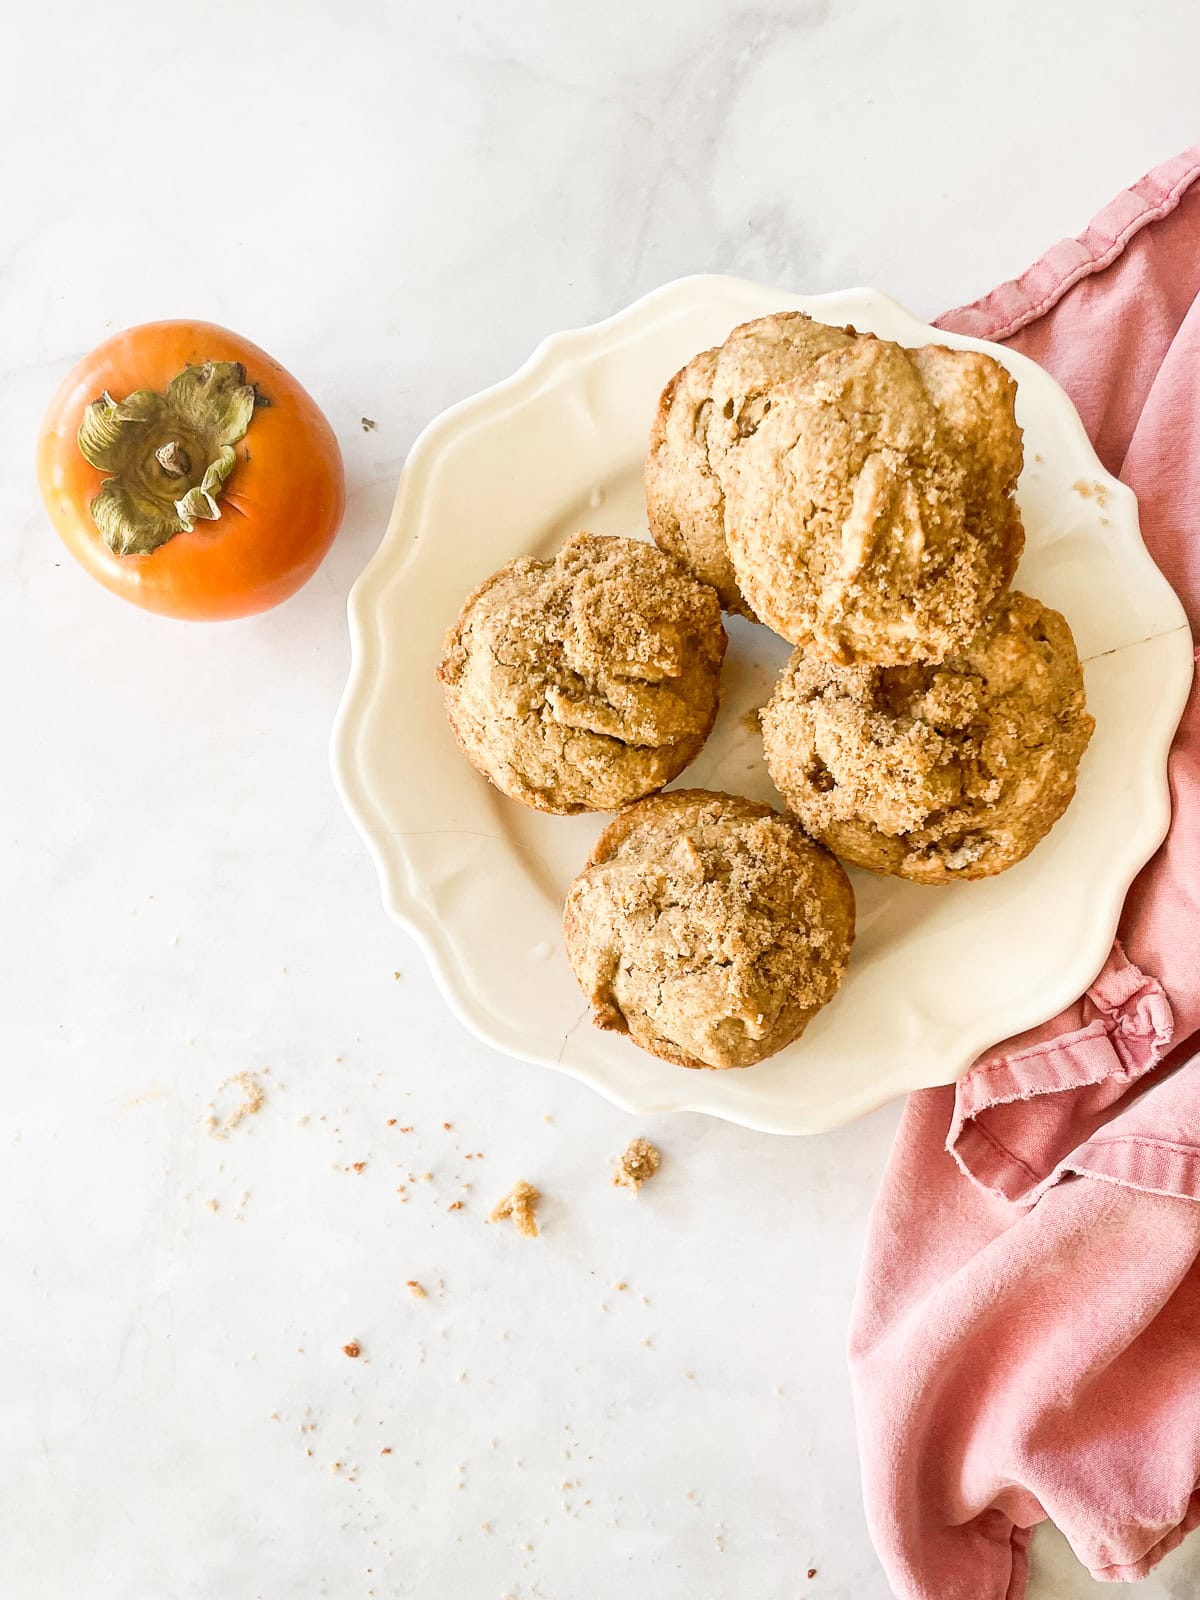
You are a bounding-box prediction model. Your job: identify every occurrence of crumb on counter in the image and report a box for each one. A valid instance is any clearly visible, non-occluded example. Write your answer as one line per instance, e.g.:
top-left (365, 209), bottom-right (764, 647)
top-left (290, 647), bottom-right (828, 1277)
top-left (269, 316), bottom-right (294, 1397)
top-left (203, 1071), bottom-right (265, 1138)
top-left (612, 1137), bottom-right (661, 1192)
top-left (490, 1179), bottom-right (540, 1237)
top-left (406, 1280), bottom-right (426, 1299)
top-left (343, 1341), bottom-right (361, 1359)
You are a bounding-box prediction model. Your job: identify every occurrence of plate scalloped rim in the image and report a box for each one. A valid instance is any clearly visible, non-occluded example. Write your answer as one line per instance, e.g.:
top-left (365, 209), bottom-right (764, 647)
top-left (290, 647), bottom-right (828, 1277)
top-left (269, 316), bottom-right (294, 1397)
top-left (331, 274), bottom-right (1193, 1135)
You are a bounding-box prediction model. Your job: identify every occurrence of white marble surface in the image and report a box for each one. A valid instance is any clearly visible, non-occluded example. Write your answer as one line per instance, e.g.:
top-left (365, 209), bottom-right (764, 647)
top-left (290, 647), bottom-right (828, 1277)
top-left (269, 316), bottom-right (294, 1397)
top-left (4, 3), bottom-right (1200, 1596)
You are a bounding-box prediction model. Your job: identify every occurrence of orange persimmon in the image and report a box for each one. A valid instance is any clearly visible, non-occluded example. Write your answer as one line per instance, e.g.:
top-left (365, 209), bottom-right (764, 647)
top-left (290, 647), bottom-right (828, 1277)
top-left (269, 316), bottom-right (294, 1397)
top-left (37, 320), bottom-right (345, 620)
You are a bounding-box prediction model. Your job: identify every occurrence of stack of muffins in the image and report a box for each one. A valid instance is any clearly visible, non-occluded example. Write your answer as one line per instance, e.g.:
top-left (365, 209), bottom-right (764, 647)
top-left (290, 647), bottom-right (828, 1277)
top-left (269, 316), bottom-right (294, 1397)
top-left (438, 312), bottom-right (1094, 1072)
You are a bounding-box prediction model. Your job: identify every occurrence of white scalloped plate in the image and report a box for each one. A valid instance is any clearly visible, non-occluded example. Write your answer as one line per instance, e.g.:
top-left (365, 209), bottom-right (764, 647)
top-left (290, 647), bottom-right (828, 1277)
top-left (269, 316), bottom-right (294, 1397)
top-left (331, 275), bottom-right (1192, 1135)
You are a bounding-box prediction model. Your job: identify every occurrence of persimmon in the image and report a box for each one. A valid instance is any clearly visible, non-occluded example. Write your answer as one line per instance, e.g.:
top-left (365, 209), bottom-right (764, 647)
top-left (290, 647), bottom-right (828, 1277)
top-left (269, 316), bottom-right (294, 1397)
top-left (37, 320), bottom-right (345, 620)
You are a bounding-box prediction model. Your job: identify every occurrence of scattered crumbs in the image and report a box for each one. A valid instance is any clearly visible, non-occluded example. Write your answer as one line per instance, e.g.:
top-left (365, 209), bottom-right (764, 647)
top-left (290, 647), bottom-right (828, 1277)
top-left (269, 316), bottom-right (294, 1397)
top-left (407, 1280), bottom-right (426, 1300)
top-left (399, 1125), bottom-right (414, 1134)
top-left (443, 1122), bottom-right (452, 1130)
top-left (741, 704), bottom-right (765, 735)
top-left (490, 1180), bottom-right (540, 1238)
top-left (268, 1412), bottom-right (280, 1422)
top-left (480, 1522), bottom-right (492, 1534)
top-left (640, 1295), bottom-right (651, 1307)
top-left (330, 1461), bottom-right (343, 1474)
top-left (296, 1114), bottom-right (310, 1127)
top-left (361, 417), bottom-right (377, 432)
top-left (392, 969), bottom-right (401, 979)
top-left (448, 1201), bottom-right (464, 1212)
top-left (387, 1118), bottom-right (397, 1127)
top-left (808, 1569), bottom-right (818, 1580)
top-left (614, 1281), bottom-right (628, 1292)
top-left (352, 1161), bottom-right (366, 1174)
top-left (305, 1447), bottom-right (313, 1457)
top-left (420, 1172), bottom-right (433, 1183)
top-left (1072, 479), bottom-right (1093, 498)
top-left (612, 1137), bottom-right (661, 1192)
top-left (457, 1371), bottom-right (468, 1383)
top-left (381, 1447), bottom-right (392, 1456)
top-left (543, 1113), bottom-right (553, 1123)
top-left (343, 1342), bottom-right (361, 1359)
top-left (1034, 452), bottom-right (1044, 464)
top-left (205, 1199), bottom-right (219, 1213)
top-left (204, 1071), bottom-right (265, 1138)
top-left (640, 1339), bottom-right (652, 1349)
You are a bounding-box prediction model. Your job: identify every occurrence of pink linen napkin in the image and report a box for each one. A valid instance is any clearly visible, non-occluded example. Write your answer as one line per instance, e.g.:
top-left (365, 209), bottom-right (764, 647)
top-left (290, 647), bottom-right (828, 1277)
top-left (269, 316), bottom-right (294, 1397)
top-left (848, 147), bottom-right (1200, 1599)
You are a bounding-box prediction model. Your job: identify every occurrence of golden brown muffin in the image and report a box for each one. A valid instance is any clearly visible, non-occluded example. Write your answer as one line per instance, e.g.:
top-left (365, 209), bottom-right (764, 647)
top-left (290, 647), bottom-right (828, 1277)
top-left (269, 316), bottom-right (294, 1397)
top-left (722, 335), bottom-right (1025, 664)
top-left (563, 789), bottom-right (855, 1069)
top-left (437, 533), bottom-right (726, 814)
top-left (761, 591), bottom-right (1094, 883)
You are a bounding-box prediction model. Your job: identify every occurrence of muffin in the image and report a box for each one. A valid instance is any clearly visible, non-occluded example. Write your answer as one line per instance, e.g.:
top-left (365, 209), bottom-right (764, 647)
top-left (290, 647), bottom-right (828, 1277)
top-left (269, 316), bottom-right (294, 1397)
top-left (644, 312), bottom-right (857, 616)
top-left (563, 789), bottom-right (855, 1069)
top-left (437, 532), bottom-right (726, 814)
top-left (761, 591), bottom-right (1094, 883)
top-left (722, 334), bottom-right (1024, 664)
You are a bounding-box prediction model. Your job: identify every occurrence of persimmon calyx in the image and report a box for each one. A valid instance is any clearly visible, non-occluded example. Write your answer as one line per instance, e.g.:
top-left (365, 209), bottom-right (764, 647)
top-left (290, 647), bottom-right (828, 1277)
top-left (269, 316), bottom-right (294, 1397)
top-left (77, 361), bottom-right (258, 556)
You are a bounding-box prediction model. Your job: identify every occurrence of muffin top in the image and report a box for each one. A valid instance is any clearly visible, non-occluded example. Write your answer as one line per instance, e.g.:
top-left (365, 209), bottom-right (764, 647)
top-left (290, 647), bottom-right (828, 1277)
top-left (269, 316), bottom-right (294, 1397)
top-left (563, 789), bottom-right (855, 1068)
top-left (722, 335), bottom-right (1025, 664)
top-left (761, 591), bottom-right (1094, 882)
top-left (437, 532), bottom-right (726, 814)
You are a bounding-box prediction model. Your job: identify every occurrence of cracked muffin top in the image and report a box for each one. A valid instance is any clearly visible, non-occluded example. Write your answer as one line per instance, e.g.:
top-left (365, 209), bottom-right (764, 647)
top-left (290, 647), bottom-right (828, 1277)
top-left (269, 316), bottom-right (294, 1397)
top-left (722, 333), bottom-right (1025, 663)
top-left (761, 591), bottom-right (1094, 883)
top-left (563, 788), bottom-right (855, 1069)
top-left (645, 312), bottom-right (858, 617)
top-left (437, 532), bottom-right (726, 814)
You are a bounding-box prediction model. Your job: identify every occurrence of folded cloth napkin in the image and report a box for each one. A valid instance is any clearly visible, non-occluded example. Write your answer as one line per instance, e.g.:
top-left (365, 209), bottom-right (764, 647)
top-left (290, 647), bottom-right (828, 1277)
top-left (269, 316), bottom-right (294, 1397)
top-left (848, 146), bottom-right (1200, 1600)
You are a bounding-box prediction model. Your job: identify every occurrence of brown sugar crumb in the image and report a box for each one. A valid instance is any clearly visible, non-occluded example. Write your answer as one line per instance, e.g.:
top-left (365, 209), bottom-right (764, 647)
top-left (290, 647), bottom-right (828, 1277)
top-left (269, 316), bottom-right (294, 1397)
top-left (399, 1126), bottom-right (414, 1133)
top-left (612, 1137), bottom-right (661, 1192)
top-left (343, 1342), bottom-right (361, 1359)
top-left (807, 1569), bottom-right (818, 1580)
top-left (448, 1200), bottom-right (464, 1212)
top-left (352, 1161), bottom-right (366, 1174)
top-left (443, 1122), bottom-right (452, 1130)
top-left (203, 1071), bottom-right (265, 1139)
top-left (406, 1280), bottom-right (426, 1299)
top-left (204, 1198), bottom-right (220, 1213)
top-left (490, 1179), bottom-right (540, 1237)
top-left (381, 1447), bottom-right (392, 1455)
top-left (387, 1118), bottom-right (397, 1127)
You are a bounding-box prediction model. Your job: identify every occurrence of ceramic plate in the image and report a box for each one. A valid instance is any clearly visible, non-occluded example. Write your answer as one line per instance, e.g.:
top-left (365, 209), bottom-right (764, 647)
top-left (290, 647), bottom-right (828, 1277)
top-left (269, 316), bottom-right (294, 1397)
top-left (331, 276), bottom-right (1192, 1134)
